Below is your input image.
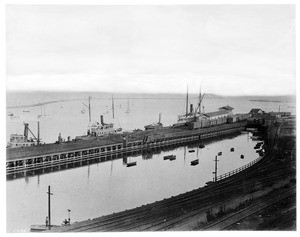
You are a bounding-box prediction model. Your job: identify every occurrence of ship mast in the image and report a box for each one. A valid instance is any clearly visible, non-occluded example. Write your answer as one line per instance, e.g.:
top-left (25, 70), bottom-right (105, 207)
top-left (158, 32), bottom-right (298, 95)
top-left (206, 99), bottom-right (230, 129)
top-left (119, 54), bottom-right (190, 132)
top-left (82, 97), bottom-right (92, 134)
top-left (88, 96), bottom-right (91, 133)
top-left (195, 88), bottom-right (205, 116)
top-left (112, 95), bottom-right (115, 119)
top-left (185, 85), bottom-right (189, 116)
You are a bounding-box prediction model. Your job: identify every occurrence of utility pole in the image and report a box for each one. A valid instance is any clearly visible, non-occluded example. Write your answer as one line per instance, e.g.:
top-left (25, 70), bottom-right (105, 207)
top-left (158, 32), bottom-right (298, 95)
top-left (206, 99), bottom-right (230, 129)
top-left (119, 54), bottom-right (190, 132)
top-left (213, 156), bottom-right (219, 182)
top-left (47, 186), bottom-right (53, 230)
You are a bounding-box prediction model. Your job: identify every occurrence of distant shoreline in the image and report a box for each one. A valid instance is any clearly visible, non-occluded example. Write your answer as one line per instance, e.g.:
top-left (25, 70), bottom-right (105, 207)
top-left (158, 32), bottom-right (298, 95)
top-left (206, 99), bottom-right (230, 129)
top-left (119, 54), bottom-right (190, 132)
top-left (6, 96), bottom-right (222, 109)
top-left (249, 99), bottom-right (282, 103)
top-left (7, 100), bottom-right (67, 109)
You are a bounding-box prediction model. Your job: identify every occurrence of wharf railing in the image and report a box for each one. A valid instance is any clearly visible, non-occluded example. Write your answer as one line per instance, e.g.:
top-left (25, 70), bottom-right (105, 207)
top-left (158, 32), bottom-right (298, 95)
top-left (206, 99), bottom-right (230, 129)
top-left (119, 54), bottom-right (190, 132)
top-left (216, 155), bottom-right (264, 182)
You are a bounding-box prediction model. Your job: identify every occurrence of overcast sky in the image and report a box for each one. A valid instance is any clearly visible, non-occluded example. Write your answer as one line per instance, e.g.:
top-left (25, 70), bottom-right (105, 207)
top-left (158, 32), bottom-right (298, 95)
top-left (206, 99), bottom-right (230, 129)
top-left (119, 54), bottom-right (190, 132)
top-left (6, 5), bottom-right (295, 95)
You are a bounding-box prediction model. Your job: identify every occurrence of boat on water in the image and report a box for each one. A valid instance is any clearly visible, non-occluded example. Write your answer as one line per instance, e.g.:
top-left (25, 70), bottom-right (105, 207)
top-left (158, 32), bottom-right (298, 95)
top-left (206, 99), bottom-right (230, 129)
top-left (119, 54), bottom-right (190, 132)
top-left (144, 113), bottom-right (163, 130)
top-left (126, 161), bottom-right (137, 167)
top-left (163, 154), bottom-right (176, 160)
top-left (199, 144), bottom-right (205, 149)
top-left (188, 150), bottom-right (195, 153)
top-left (76, 97), bottom-right (122, 140)
top-left (7, 122), bottom-right (41, 148)
top-left (125, 98), bottom-right (130, 113)
top-left (218, 151), bottom-right (222, 156)
top-left (169, 155), bottom-right (176, 161)
top-left (37, 105), bottom-right (47, 118)
top-left (175, 87), bottom-right (206, 126)
top-left (190, 159), bottom-right (199, 166)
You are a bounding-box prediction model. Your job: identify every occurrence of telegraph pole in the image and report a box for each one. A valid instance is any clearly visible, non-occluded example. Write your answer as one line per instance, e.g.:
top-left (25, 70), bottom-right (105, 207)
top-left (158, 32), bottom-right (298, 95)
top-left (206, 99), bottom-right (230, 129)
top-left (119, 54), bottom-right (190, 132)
top-left (47, 186), bottom-right (53, 230)
top-left (213, 156), bottom-right (219, 182)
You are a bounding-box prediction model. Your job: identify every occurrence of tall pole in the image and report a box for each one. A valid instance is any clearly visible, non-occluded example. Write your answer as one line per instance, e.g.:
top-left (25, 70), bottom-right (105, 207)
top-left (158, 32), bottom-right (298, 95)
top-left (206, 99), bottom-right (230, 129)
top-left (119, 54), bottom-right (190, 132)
top-left (185, 85), bottom-right (189, 116)
top-left (37, 121), bottom-right (40, 145)
top-left (88, 96), bottom-right (91, 133)
top-left (213, 156), bottom-right (219, 182)
top-left (199, 90), bottom-right (202, 114)
top-left (47, 186), bottom-right (53, 230)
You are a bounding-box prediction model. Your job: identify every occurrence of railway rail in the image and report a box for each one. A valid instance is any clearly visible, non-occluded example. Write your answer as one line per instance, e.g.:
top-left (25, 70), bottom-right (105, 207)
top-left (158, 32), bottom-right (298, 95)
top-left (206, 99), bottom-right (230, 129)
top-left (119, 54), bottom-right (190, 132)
top-left (48, 140), bottom-right (295, 232)
top-left (203, 186), bottom-right (296, 230)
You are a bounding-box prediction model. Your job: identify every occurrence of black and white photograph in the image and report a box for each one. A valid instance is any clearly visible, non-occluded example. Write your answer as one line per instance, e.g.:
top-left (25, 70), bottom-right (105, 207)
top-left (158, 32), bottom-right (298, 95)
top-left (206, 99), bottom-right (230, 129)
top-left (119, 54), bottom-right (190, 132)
top-left (3, 1), bottom-right (297, 233)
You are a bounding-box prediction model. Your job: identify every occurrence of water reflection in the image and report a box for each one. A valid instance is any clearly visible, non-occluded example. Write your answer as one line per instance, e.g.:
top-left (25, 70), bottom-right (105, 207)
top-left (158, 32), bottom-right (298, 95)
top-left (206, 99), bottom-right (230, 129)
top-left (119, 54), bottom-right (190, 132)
top-left (7, 132), bottom-right (261, 232)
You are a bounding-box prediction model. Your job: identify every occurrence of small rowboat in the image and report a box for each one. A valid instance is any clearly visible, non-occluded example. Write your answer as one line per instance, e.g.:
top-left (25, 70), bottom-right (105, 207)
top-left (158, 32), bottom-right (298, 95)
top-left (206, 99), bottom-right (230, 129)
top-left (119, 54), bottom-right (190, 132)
top-left (190, 159), bottom-right (199, 166)
top-left (126, 161), bottom-right (137, 167)
top-left (164, 155), bottom-right (175, 160)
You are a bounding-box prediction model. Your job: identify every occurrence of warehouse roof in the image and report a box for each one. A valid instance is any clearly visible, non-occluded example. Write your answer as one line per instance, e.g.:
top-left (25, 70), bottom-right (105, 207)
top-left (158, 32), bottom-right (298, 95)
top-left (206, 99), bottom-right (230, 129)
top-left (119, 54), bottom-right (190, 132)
top-left (204, 110), bottom-right (230, 118)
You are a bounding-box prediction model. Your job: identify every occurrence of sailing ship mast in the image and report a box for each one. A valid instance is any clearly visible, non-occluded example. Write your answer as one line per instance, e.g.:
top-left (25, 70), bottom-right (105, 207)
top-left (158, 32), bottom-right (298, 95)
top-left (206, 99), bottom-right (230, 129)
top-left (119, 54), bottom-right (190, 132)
top-left (185, 85), bottom-right (189, 116)
top-left (112, 95), bottom-right (115, 119)
top-left (195, 88), bottom-right (205, 116)
top-left (82, 97), bottom-right (92, 134)
top-left (126, 98), bottom-right (130, 113)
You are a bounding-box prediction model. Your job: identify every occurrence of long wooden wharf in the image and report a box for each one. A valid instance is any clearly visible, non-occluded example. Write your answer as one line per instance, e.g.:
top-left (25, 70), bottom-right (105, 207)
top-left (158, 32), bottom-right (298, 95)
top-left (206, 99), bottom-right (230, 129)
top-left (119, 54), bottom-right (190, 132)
top-left (6, 122), bottom-right (246, 174)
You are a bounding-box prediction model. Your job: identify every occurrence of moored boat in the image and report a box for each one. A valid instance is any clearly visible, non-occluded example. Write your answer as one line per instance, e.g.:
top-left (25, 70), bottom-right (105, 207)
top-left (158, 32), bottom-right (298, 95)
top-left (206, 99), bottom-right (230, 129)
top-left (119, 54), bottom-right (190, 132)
top-left (163, 154), bottom-right (175, 160)
top-left (190, 159), bottom-right (199, 166)
top-left (126, 161), bottom-right (137, 167)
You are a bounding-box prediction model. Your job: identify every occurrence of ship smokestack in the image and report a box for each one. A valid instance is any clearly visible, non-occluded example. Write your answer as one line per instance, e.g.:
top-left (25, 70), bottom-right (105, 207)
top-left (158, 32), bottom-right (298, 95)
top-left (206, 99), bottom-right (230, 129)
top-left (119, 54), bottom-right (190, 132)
top-left (24, 123), bottom-right (29, 141)
top-left (190, 104), bottom-right (193, 113)
top-left (58, 133), bottom-right (62, 143)
top-left (100, 115), bottom-right (104, 125)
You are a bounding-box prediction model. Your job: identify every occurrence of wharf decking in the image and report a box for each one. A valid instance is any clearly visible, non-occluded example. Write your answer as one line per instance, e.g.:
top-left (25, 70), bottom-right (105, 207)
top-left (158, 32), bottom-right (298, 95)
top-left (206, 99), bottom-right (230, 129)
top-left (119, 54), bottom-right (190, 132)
top-left (6, 122), bottom-right (246, 174)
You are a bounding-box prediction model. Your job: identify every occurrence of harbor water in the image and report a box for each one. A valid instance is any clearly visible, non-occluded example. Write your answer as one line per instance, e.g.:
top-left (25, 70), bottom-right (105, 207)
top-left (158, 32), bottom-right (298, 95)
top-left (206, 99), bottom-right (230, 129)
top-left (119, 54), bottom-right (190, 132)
top-left (6, 92), bottom-right (295, 232)
top-left (8, 132), bottom-right (259, 232)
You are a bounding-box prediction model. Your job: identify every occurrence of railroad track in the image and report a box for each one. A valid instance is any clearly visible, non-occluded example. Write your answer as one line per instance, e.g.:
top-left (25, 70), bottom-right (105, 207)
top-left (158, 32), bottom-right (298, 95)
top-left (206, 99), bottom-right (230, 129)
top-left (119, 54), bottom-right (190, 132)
top-left (49, 152), bottom-right (295, 232)
top-left (47, 122), bottom-right (294, 232)
top-left (203, 186), bottom-right (296, 230)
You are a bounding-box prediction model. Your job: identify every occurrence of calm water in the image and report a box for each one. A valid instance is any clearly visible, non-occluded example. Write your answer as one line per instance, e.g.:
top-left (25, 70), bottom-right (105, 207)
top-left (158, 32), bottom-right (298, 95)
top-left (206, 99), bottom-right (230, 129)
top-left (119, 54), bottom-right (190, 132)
top-left (7, 133), bottom-right (258, 232)
top-left (6, 92), bottom-right (296, 143)
top-left (6, 92), bottom-right (296, 232)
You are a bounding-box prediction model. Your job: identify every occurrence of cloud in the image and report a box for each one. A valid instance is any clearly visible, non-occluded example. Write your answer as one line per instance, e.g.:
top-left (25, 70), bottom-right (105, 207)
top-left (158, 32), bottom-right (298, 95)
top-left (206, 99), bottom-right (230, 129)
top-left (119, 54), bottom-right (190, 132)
top-left (6, 5), bottom-right (295, 95)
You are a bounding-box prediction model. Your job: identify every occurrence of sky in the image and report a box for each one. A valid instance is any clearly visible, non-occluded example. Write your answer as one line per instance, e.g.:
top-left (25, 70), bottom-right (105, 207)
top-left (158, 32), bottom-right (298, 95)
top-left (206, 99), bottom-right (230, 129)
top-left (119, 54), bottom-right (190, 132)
top-left (6, 4), bottom-right (296, 95)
